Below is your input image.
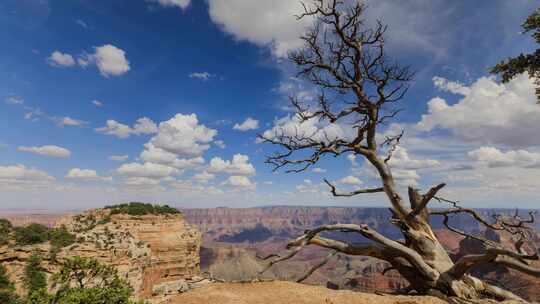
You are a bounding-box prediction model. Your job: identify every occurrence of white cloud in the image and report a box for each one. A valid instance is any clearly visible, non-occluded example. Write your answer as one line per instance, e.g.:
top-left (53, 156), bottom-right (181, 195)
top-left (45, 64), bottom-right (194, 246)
top-left (207, 0), bottom-right (313, 57)
top-left (46, 45), bottom-right (129, 77)
top-left (259, 113), bottom-right (352, 145)
top-left (47, 51), bottom-right (76, 67)
top-left (140, 143), bottom-right (205, 169)
top-left (296, 179), bottom-right (324, 194)
top-left (4, 95), bottom-right (24, 105)
top-left (95, 117), bottom-right (157, 139)
top-left (222, 175), bottom-right (256, 190)
top-left (417, 74), bottom-right (540, 148)
top-left (80, 44), bottom-right (130, 77)
top-left (468, 146), bottom-right (540, 168)
top-left (92, 100), bottom-right (103, 107)
top-left (116, 162), bottom-right (178, 179)
top-left (340, 175), bottom-right (363, 186)
top-left (214, 140), bottom-right (226, 149)
top-left (233, 117), bottom-right (259, 131)
top-left (148, 113), bottom-right (217, 157)
top-left (109, 154), bottom-right (129, 162)
top-left (96, 120), bottom-right (132, 138)
top-left (387, 146), bottom-right (440, 170)
top-left (147, 0), bottom-right (190, 10)
top-left (189, 72), bottom-right (212, 80)
top-left (133, 117), bottom-right (158, 134)
top-left (57, 116), bottom-right (86, 127)
top-left (312, 167), bottom-right (326, 173)
top-left (432, 76), bottom-right (470, 95)
top-left (124, 177), bottom-right (161, 187)
top-left (208, 154), bottom-right (255, 176)
top-left (92, 44), bottom-right (130, 77)
top-left (66, 168), bottom-right (111, 182)
top-left (347, 154), bottom-right (358, 167)
top-left (193, 171), bottom-right (215, 183)
top-left (0, 164), bottom-right (55, 181)
top-left (17, 145), bottom-right (71, 158)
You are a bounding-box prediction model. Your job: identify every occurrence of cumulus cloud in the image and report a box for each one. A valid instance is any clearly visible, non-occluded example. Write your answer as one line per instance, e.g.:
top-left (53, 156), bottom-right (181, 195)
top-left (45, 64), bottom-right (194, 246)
top-left (116, 162), bottom-right (178, 179)
top-left (66, 168), bottom-right (111, 181)
top-left (259, 113), bottom-right (352, 145)
top-left (207, 0), bottom-right (313, 57)
top-left (47, 45), bottom-right (129, 77)
top-left (432, 76), bottom-right (470, 95)
top-left (78, 44), bottom-right (130, 77)
top-left (340, 175), bottom-right (363, 186)
top-left (208, 154), bottom-right (255, 176)
top-left (18, 145), bottom-right (71, 158)
top-left (387, 146), bottom-right (440, 170)
top-left (296, 179), bottom-right (324, 194)
top-left (222, 175), bottom-right (256, 190)
top-left (109, 155), bottom-right (129, 162)
top-left (214, 140), bottom-right (226, 149)
top-left (189, 72), bottom-right (212, 80)
top-left (96, 117), bottom-right (157, 139)
top-left (147, 0), bottom-right (191, 10)
top-left (92, 100), bottom-right (103, 107)
top-left (468, 146), bottom-right (540, 168)
top-left (312, 167), bottom-right (326, 173)
top-left (148, 113), bottom-right (217, 157)
top-left (0, 164), bottom-right (55, 181)
top-left (124, 177), bottom-right (161, 187)
top-left (47, 51), bottom-right (76, 67)
top-left (417, 74), bottom-right (540, 148)
top-left (193, 171), bottom-right (215, 183)
top-left (233, 117), bottom-right (259, 131)
top-left (140, 143), bottom-right (204, 169)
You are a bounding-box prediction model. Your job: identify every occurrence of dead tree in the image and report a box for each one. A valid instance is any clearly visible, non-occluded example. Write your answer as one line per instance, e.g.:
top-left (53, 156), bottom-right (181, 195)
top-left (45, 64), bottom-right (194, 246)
top-left (259, 1), bottom-right (540, 302)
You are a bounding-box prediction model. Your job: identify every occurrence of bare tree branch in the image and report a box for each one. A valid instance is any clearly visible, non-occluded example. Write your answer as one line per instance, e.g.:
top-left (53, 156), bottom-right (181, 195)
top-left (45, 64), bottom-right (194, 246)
top-left (296, 250), bottom-right (338, 283)
top-left (324, 178), bottom-right (384, 197)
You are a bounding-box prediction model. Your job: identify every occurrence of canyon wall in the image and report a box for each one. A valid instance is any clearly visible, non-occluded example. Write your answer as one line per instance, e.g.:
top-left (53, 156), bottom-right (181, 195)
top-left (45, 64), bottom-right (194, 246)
top-left (0, 208), bottom-right (201, 299)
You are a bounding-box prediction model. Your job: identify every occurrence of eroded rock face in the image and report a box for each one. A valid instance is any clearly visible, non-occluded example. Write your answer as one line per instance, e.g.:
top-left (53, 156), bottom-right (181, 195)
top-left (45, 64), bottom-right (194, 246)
top-left (0, 208), bottom-right (201, 299)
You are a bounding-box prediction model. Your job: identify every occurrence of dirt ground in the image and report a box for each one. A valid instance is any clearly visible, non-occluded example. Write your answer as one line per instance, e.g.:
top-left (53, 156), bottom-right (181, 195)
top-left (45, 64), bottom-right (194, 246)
top-left (168, 281), bottom-right (448, 304)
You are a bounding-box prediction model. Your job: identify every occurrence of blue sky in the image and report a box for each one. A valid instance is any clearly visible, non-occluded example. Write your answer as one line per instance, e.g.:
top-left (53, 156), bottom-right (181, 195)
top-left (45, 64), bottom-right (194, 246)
top-left (1, 0), bottom-right (539, 211)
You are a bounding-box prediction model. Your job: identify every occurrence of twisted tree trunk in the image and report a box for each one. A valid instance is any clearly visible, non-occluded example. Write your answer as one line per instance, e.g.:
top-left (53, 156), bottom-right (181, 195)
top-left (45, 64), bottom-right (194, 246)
top-left (259, 1), bottom-right (540, 302)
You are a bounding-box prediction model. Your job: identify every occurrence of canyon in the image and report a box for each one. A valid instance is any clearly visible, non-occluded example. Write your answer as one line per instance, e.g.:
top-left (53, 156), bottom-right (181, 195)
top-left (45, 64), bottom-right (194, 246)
top-left (1, 206), bottom-right (539, 302)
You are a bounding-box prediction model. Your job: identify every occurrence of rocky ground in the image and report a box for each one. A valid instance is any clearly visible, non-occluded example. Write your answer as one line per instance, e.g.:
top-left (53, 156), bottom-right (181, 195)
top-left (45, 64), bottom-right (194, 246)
top-left (167, 281), bottom-right (448, 304)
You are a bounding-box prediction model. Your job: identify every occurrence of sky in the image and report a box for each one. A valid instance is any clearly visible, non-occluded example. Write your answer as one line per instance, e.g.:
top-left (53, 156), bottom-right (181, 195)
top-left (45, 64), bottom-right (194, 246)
top-left (1, 0), bottom-right (539, 211)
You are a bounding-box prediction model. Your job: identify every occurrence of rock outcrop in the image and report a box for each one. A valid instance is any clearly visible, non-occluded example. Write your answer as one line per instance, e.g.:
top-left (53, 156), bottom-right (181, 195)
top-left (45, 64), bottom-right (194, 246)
top-left (0, 208), bottom-right (201, 299)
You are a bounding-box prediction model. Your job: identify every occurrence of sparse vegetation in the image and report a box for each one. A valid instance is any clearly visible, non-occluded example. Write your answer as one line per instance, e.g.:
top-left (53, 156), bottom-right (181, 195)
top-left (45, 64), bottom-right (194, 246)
top-left (14, 224), bottom-right (50, 246)
top-left (12, 224), bottom-right (76, 250)
top-left (0, 264), bottom-right (22, 304)
top-left (50, 256), bottom-right (145, 304)
top-left (48, 226), bottom-right (76, 249)
top-left (105, 202), bottom-right (180, 216)
top-left (24, 252), bottom-right (47, 298)
top-left (0, 219), bottom-right (13, 246)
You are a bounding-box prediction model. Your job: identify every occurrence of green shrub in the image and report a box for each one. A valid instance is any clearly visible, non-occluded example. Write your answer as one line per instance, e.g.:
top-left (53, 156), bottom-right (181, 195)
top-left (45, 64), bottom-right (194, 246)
top-left (0, 264), bottom-right (22, 304)
top-left (0, 219), bottom-right (12, 245)
top-left (14, 224), bottom-right (49, 246)
top-left (48, 226), bottom-right (76, 248)
top-left (24, 252), bottom-right (47, 296)
top-left (51, 256), bottom-right (145, 304)
top-left (105, 202), bottom-right (180, 216)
